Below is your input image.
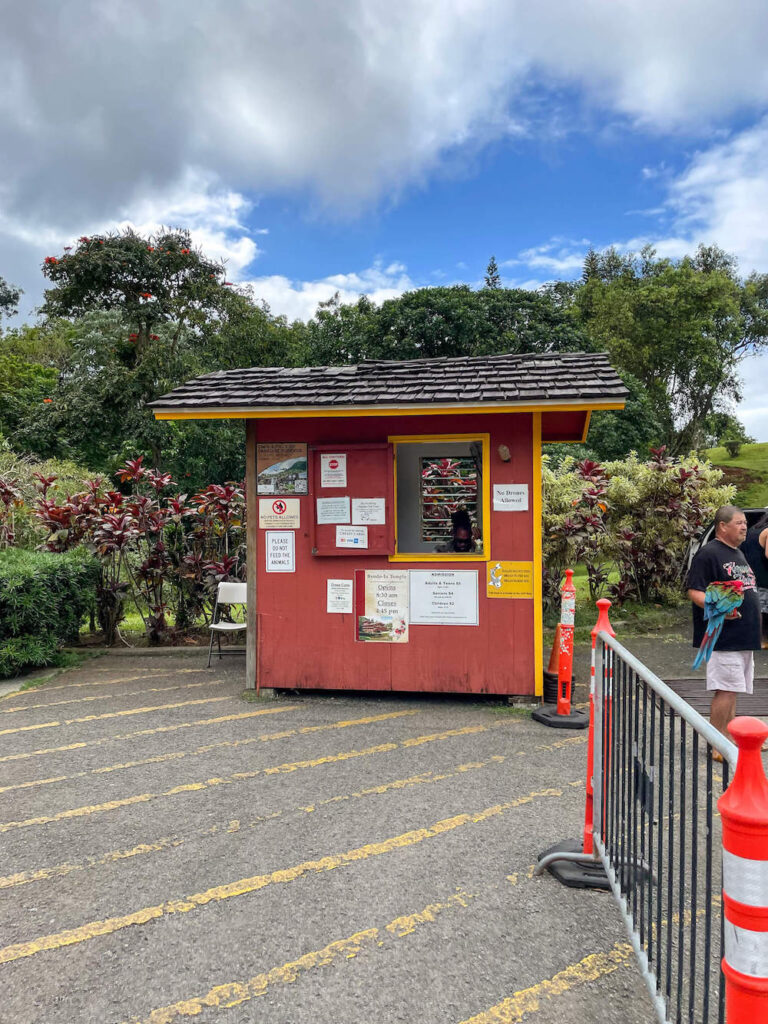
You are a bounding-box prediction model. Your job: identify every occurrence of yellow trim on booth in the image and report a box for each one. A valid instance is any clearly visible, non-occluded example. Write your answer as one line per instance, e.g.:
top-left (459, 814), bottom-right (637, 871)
top-left (581, 410), bottom-right (593, 443)
top-left (153, 401), bottom-right (625, 421)
top-left (532, 413), bottom-right (544, 697)
top-left (387, 433), bottom-right (491, 564)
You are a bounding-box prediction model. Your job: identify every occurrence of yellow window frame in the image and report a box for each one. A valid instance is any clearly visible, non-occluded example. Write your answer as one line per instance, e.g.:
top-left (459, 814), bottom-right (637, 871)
top-left (388, 433), bottom-right (491, 563)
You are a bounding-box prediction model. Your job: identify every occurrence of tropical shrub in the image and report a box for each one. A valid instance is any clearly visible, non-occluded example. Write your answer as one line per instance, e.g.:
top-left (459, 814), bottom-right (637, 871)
top-left (0, 547), bottom-right (99, 678)
top-left (0, 454), bottom-right (246, 646)
top-left (543, 446), bottom-right (734, 608)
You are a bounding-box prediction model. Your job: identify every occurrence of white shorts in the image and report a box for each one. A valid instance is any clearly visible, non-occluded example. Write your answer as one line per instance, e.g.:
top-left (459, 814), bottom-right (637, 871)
top-left (706, 650), bottom-right (754, 693)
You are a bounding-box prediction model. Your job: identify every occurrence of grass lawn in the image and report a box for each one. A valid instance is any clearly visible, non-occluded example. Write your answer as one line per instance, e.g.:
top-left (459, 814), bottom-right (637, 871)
top-left (704, 441), bottom-right (768, 507)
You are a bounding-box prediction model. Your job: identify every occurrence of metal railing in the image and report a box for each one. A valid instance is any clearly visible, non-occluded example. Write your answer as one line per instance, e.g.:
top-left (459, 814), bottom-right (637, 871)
top-left (593, 632), bottom-right (737, 1024)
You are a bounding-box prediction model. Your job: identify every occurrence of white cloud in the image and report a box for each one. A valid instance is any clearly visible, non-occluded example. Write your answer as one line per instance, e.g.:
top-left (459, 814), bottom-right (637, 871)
top-left (244, 260), bottom-right (417, 322)
top-left (505, 238), bottom-right (591, 274)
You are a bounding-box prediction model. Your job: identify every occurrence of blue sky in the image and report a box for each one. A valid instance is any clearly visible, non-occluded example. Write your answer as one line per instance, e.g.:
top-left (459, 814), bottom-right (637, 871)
top-left (2, 1), bottom-right (768, 437)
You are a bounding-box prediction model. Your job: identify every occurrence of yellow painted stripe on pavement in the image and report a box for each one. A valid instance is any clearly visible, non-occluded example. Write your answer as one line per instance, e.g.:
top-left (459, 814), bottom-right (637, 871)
top-left (0, 668), bottom-right (206, 699)
top-left (0, 710), bottom-right (420, 795)
top-left (0, 695), bottom-right (233, 737)
top-left (124, 889), bottom-right (476, 1024)
top-left (0, 706), bottom-right (299, 764)
top-left (0, 679), bottom-right (225, 714)
top-left (0, 723), bottom-right (489, 833)
top-left (0, 787), bottom-right (559, 965)
top-left (0, 754), bottom-right (509, 890)
top-left (457, 942), bottom-right (633, 1023)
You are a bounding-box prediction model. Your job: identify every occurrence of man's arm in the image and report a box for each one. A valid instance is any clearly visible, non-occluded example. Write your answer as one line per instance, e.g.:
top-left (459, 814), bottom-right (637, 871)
top-left (688, 589), bottom-right (706, 610)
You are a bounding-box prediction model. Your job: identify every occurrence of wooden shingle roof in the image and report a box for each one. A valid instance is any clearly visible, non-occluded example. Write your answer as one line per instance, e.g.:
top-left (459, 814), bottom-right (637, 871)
top-left (150, 351), bottom-right (627, 415)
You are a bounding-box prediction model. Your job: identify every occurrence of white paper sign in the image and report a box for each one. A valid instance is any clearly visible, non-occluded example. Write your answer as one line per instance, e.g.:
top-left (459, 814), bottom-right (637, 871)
top-left (259, 498), bottom-right (300, 529)
top-left (327, 579), bottom-right (353, 613)
top-left (321, 453), bottom-right (347, 488)
top-left (336, 525), bottom-right (368, 549)
top-left (316, 496), bottom-right (351, 524)
top-left (265, 531), bottom-right (295, 572)
top-left (409, 570), bottom-right (479, 625)
top-left (493, 484), bottom-right (529, 512)
top-left (352, 498), bottom-right (386, 525)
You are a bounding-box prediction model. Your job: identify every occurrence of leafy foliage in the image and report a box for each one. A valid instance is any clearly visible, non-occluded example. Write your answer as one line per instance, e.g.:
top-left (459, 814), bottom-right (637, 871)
top-left (574, 244), bottom-right (768, 454)
top-left (1, 451), bottom-right (246, 645)
top-left (0, 547), bottom-right (99, 678)
top-left (0, 276), bottom-right (21, 322)
top-left (543, 446), bottom-right (734, 608)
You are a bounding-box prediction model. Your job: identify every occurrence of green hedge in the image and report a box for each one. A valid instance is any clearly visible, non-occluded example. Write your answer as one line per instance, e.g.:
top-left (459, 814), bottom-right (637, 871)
top-left (0, 548), bottom-right (99, 679)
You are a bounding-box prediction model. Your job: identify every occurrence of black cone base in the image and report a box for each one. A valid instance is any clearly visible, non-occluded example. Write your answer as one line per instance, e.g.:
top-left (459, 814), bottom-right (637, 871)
top-left (532, 704), bottom-right (589, 729)
top-left (538, 839), bottom-right (611, 890)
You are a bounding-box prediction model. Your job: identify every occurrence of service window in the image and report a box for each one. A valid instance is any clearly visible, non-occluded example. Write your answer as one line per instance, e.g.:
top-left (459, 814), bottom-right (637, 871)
top-left (392, 436), bottom-right (489, 560)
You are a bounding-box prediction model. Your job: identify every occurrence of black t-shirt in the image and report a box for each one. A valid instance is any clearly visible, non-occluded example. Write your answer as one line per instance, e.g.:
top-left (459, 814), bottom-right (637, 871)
top-left (686, 539), bottom-right (761, 650)
top-left (741, 527), bottom-right (768, 589)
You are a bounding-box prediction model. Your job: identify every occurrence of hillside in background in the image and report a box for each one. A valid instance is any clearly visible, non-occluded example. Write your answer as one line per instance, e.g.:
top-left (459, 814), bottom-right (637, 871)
top-left (704, 442), bottom-right (768, 508)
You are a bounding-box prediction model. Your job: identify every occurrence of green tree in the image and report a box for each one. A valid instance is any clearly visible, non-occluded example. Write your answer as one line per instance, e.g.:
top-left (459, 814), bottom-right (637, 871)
top-left (0, 276), bottom-right (21, 323)
top-left (41, 228), bottom-right (228, 355)
top-left (574, 245), bottom-right (768, 453)
top-left (303, 285), bottom-right (594, 365)
top-left (0, 356), bottom-right (58, 441)
top-left (484, 256), bottom-right (501, 289)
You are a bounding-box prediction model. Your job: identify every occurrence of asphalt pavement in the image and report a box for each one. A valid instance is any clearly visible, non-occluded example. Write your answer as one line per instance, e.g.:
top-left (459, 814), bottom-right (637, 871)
top-left (0, 654), bottom-right (660, 1023)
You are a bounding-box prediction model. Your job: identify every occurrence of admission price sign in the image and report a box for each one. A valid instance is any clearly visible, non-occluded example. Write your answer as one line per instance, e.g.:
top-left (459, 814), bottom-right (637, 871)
top-left (409, 570), bottom-right (479, 625)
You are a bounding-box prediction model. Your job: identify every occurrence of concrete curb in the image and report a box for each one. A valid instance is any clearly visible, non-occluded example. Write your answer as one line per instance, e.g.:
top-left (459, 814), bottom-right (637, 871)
top-left (62, 646), bottom-right (246, 658)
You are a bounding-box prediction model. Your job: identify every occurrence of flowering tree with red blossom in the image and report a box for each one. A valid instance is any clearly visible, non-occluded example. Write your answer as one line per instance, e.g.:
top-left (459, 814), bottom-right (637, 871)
top-left (41, 229), bottom-right (228, 357)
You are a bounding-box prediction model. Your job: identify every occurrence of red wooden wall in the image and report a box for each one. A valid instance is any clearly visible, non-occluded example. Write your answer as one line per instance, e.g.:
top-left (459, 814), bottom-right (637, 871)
top-left (254, 412), bottom-right (537, 695)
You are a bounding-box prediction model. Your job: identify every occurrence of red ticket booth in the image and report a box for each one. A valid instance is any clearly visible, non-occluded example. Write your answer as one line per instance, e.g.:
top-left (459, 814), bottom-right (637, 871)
top-left (152, 352), bottom-right (626, 697)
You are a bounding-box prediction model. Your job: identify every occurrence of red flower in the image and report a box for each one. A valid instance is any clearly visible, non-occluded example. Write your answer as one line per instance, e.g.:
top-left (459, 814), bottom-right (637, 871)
top-left (150, 334), bottom-right (160, 340)
top-left (181, 248), bottom-right (190, 254)
top-left (44, 256), bottom-right (58, 265)
top-left (140, 292), bottom-right (153, 298)
top-left (223, 281), bottom-right (233, 286)
top-left (147, 246), bottom-right (154, 252)
top-left (79, 236), bottom-right (89, 242)
top-left (43, 398), bottom-right (53, 404)
top-left (128, 333), bottom-right (138, 340)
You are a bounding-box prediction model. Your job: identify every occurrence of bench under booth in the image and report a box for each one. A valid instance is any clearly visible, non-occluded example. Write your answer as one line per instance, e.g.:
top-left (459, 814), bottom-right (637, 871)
top-left (151, 351), bottom-right (627, 698)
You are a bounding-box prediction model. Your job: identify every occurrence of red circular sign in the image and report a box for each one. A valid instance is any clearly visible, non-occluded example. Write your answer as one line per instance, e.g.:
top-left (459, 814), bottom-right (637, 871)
top-left (272, 500), bottom-right (287, 515)
top-left (329, 459), bottom-right (339, 469)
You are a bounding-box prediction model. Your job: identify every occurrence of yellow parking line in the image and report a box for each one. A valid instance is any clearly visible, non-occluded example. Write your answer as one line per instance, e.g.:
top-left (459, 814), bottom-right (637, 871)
top-left (0, 695), bottom-right (234, 737)
top-left (0, 679), bottom-right (226, 715)
top-left (0, 723), bottom-right (494, 833)
top-left (0, 669), bottom-right (207, 700)
top-left (457, 943), bottom-right (633, 1023)
top-left (0, 787), bottom-right (562, 966)
top-left (0, 707), bottom-right (300, 764)
top-left (124, 889), bottom-right (477, 1024)
top-left (0, 754), bottom-right (509, 890)
top-left (0, 710), bottom-right (420, 796)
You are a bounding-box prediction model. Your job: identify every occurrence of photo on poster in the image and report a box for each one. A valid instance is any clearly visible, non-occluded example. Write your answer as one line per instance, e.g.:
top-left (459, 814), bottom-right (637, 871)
top-left (257, 443), bottom-right (308, 495)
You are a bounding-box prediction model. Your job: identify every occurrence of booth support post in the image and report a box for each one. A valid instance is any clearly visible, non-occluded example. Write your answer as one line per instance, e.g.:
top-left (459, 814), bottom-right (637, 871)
top-left (245, 419), bottom-right (262, 693)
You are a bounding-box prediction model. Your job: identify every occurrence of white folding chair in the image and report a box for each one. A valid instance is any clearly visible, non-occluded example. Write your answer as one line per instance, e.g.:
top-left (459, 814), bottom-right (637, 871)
top-left (207, 581), bottom-right (247, 667)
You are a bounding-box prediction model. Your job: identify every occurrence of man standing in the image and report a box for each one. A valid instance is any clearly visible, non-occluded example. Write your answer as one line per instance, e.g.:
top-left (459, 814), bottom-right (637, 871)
top-left (687, 505), bottom-right (761, 746)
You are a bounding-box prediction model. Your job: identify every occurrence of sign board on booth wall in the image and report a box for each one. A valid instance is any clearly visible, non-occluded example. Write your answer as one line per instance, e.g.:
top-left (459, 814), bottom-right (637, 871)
top-left (327, 579), bottom-right (353, 613)
top-left (316, 496), bottom-right (350, 524)
top-left (258, 498), bottom-right (300, 529)
top-left (256, 443), bottom-right (308, 495)
top-left (358, 569), bottom-right (409, 642)
top-left (265, 531), bottom-right (295, 572)
top-left (351, 498), bottom-right (386, 525)
top-left (320, 453), bottom-right (347, 488)
top-left (336, 525), bottom-right (368, 549)
top-left (409, 570), bottom-right (479, 625)
top-left (486, 561), bottom-right (533, 599)
top-left (493, 484), bottom-right (529, 511)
